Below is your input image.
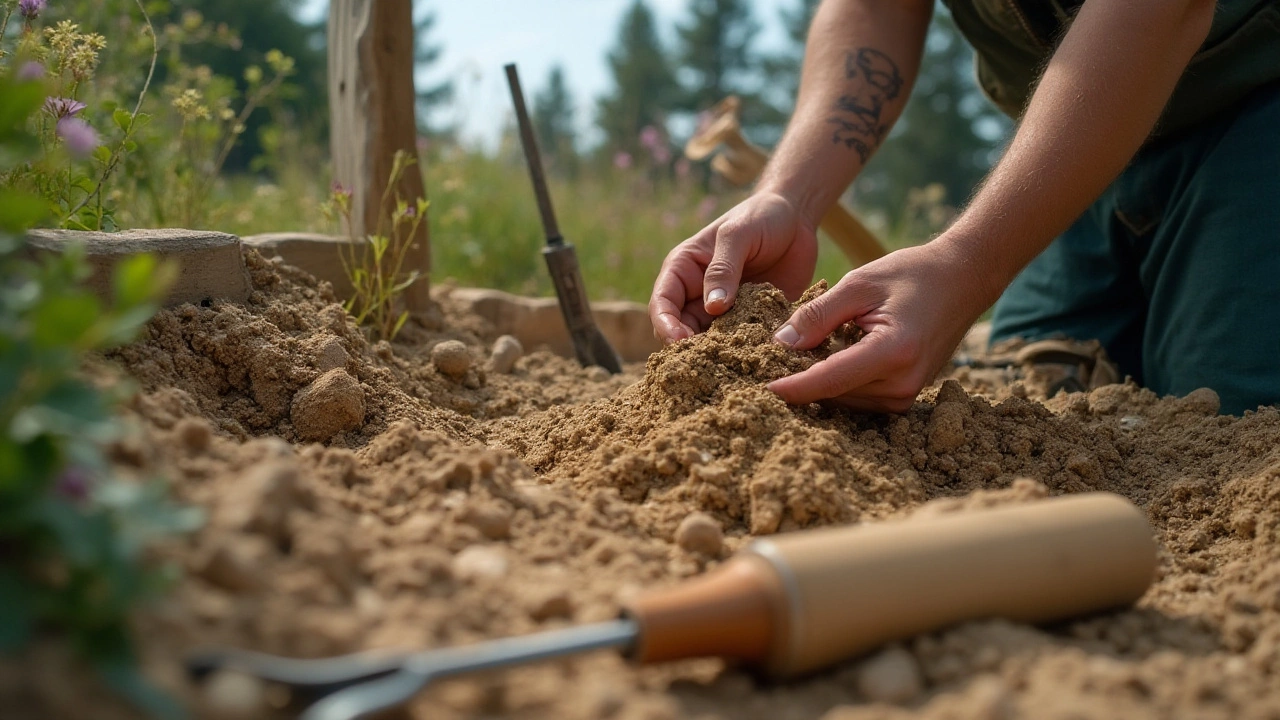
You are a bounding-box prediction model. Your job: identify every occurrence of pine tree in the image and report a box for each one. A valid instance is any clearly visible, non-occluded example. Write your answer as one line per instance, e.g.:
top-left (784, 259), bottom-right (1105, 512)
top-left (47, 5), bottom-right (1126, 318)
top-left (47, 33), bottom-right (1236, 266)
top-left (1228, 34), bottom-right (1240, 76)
top-left (761, 0), bottom-right (821, 112)
top-left (414, 4), bottom-right (454, 137)
top-left (674, 0), bottom-right (782, 143)
top-left (596, 0), bottom-right (679, 155)
top-left (533, 65), bottom-right (578, 176)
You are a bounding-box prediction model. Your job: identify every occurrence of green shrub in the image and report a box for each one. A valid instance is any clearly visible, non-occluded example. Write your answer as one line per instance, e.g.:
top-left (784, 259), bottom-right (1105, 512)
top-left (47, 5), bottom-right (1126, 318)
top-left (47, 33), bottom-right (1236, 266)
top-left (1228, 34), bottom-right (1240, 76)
top-left (0, 68), bottom-right (199, 719)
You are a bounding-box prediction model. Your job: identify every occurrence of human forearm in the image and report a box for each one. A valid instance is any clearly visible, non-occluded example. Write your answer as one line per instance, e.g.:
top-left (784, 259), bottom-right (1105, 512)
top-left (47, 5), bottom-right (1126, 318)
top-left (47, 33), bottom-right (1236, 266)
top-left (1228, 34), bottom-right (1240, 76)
top-left (938, 0), bottom-right (1215, 304)
top-left (758, 0), bottom-right (933, 225)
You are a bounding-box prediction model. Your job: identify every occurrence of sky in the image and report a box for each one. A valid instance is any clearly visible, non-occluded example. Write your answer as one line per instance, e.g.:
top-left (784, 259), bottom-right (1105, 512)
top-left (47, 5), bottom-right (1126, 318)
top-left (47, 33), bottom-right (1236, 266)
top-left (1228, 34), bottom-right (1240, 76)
top-left (299, 0), bottom-right (793, 149)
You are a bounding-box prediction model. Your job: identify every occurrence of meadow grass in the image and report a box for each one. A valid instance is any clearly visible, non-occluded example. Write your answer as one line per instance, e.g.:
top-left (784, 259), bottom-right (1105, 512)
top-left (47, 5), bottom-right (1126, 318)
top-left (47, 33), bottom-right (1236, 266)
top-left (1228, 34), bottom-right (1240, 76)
top-left (186, 145), bottom-right (925, 304)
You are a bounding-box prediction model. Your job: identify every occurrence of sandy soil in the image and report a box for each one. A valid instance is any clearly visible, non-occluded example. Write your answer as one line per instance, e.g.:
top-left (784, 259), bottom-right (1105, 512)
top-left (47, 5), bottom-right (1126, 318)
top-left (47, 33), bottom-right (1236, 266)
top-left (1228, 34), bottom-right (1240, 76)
top-left (4, 250), bottom-right (1278, 720)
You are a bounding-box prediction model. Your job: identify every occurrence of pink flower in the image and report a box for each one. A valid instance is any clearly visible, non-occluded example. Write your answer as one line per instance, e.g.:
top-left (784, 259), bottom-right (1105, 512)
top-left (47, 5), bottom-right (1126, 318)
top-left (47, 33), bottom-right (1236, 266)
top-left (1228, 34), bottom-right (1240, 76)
top-left (56, 117), bottom-right (99, 157)
top-left (613, 151), bottom-right (632, 170)
top-left (17, 61), bottom-right (45, 81)
top-left (651, 145), bottom-right (672, 165)
top-left (639, 125), bottom-right (661, 151)
top-left (18, 0), bottom-right (46, 18)
top-left (330, 181), bottom-right (352, 200)
top-left (54, 466), bottom-right (93, 504)
top-left (674, 158), bottom-right (691, 180)
top-left (44, 97), bottom-right (86, 119)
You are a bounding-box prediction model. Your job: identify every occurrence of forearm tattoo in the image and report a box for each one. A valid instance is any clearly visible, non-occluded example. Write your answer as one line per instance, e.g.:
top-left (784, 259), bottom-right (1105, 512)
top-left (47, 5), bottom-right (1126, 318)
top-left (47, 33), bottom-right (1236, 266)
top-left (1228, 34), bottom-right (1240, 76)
top-left (827, 48), bottom-right (904, 163)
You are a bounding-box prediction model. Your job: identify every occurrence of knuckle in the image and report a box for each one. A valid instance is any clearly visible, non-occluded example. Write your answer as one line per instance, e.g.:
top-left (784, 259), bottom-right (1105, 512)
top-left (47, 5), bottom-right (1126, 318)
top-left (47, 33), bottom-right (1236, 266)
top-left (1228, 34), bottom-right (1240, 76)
top-left (793, 300), bottom-right (830, 332)
top-left (704, 258), bottom-right (738, 280)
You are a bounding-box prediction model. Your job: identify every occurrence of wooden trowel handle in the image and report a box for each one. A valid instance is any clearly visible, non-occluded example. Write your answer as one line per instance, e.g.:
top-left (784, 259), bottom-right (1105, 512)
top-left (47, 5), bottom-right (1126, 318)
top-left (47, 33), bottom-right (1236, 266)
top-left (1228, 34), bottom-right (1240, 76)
top-left (625, 493), bottom-right (1156, 676)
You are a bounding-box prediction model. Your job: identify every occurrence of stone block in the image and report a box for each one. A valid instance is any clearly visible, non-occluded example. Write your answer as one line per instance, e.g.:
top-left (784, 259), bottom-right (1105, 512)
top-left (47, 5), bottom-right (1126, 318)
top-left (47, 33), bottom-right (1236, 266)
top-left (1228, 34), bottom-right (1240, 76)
top-left (447, 287), bottom-right (661, 364)
top-left (24, 228), bottom-right (250, 307)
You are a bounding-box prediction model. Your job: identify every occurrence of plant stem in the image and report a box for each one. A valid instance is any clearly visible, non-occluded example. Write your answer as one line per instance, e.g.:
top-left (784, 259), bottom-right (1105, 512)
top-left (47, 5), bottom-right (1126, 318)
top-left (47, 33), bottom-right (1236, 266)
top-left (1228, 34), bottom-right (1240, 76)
top-left (62, 0), bottom-right (158, 227)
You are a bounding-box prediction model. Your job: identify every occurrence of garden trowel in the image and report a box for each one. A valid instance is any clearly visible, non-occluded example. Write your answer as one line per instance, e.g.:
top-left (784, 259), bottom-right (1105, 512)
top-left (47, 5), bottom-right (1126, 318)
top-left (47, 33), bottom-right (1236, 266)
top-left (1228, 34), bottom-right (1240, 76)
top-left (186, 493), bottom-right (1156, 720)
top-left (504, 63), bottom-right (622, 374)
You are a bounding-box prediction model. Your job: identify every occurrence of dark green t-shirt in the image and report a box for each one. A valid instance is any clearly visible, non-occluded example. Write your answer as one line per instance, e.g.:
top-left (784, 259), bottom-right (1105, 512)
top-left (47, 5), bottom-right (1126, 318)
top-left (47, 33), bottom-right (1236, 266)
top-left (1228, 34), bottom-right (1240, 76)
top-left (943, 0), bottom-right (1280, 136)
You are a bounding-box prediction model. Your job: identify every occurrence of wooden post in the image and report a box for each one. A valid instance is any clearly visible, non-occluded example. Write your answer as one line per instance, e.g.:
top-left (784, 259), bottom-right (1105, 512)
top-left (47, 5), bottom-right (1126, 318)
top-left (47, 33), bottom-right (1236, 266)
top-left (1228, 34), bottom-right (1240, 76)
top-left (328, 0), bottom-right (431, 312)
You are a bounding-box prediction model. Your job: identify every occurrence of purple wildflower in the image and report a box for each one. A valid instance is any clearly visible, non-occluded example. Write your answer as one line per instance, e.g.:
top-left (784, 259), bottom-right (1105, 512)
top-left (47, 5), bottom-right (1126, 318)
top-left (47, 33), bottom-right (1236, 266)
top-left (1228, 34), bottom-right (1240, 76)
top-left (403, 205), bottom-right (416, 218)
top-left (18, 0), bottom-right (45, 18)
top-left (639, 125), bottom-right (662, 151)
top-left (612, 151), bottom-right (632, 171)
top-left (56, 117), bottom-right (99, 158)
top-left (54, 466), bottom-right (93, 504)
top-left (17, 61), bottom-right (45, 81)
top-left (44, 97), bottom-right (86, 119)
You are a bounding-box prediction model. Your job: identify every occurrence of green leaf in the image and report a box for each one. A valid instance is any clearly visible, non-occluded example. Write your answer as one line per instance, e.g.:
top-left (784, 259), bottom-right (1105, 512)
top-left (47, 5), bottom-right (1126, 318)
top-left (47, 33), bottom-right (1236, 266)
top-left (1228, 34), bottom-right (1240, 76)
top-left (391, 310), bottom-right (409, 339)
top-left (111, 254), bottom-right (159, 309)
top-left (32, 293), bottom-right (101, 348)
top-left (0, 81), bottom-right (45, 137)
top-left (112, 108), bottom-right (133, 133)
top-left (0, 189), bottom-right (47, 233)
top-left (92, 145), bottom-right (113, 165)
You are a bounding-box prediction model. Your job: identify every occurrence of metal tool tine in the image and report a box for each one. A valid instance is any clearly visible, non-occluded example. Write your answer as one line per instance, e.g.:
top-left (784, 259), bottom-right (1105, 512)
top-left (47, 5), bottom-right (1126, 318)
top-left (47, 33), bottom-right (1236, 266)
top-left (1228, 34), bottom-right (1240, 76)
top-left (292, 619), bottom-right (639, 720)
top-left (185, 647), bottom-right (406, 698)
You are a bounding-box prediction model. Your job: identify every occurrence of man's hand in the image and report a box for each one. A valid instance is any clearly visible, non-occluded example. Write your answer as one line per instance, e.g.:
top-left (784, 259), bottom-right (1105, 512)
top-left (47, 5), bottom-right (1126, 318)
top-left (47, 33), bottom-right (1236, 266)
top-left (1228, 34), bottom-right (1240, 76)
top-left (767, 240), bottom-right (995, 413)
top-left (649, 191), bottom-right (819, 344)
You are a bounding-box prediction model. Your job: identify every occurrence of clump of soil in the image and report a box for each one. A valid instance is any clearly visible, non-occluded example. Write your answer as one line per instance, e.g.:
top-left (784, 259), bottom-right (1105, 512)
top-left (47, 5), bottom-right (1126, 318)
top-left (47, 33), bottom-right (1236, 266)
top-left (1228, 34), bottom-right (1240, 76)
top-left (6, 264), bottom-right (1280, 720)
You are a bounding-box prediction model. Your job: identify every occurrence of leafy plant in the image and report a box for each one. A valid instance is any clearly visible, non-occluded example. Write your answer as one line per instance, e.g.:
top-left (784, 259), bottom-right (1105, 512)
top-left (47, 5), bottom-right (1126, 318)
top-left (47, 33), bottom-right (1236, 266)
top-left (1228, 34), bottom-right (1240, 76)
top-left (0, 70), bottom-right (199, 718)
top-left (326, 149), bottom-right (427, 342)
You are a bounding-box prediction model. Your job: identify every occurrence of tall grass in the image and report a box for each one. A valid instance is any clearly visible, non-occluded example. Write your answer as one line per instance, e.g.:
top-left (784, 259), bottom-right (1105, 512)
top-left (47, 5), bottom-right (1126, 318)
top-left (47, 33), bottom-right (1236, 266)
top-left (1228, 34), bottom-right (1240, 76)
top-left (172, 143), bottom-right (932, 304)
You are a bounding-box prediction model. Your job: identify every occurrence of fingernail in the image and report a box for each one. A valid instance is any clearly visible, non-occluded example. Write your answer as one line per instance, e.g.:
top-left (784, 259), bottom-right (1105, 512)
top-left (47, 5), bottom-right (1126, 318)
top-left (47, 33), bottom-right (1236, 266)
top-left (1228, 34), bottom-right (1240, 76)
top-left (774, 324), bottom-right (799, 347)
top-left (707, 288), bottom-right (727, 305)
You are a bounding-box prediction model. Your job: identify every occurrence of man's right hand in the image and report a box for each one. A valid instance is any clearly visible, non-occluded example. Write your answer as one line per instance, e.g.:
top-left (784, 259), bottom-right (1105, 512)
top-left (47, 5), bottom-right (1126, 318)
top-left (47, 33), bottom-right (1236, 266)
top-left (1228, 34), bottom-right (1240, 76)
top-left (648, 191), bottom-right (820, 344)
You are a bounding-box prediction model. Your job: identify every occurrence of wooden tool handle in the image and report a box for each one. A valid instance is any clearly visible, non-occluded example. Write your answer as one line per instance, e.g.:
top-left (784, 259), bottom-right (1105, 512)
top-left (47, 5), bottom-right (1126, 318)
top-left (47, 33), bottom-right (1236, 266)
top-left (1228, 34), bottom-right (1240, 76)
top-left (820, 203), bottom-right (886, 267)
top-left (750, 493), bottom-right (1157, 676)
top-left (624, 493), bottom-right (1156, 677)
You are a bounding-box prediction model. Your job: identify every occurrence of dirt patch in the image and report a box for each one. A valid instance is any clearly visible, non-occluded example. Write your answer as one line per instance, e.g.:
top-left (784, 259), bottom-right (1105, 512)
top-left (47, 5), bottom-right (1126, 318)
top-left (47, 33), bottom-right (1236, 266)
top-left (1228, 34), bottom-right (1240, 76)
top-left (6, 258), bottom-right (1279, 720)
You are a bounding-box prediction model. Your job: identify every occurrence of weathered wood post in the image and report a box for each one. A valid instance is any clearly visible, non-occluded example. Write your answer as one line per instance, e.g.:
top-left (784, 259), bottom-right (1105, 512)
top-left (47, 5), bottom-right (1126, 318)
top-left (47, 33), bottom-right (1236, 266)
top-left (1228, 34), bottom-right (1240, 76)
top-left (328, 0), bottom-right (431, 312)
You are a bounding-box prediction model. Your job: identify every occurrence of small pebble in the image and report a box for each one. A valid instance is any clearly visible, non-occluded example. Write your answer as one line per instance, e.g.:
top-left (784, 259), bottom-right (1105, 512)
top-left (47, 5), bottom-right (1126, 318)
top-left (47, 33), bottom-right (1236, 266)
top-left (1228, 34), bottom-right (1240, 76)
top-left (461, 502), bottom-right (513, 540)
top-left (432, 340), bottom-right (472, 378)
top-left (174, 417), bottom-right (212, 452)
top-left (451, 545), bottom-right (509, 582)
top-left (855, 645), bottom-right (924, 704)
top-left (586, 366), bottom-right (611, 382)
top-left (674, 512), bottom-right (723, 556)
top-left (489, 335), bottom-right (524, 374)
top-left (201, 670), bottom-right (266, 719)
top-left (528, 589), bottom-right (574, 621)
top-left (314, 336), bottom-right (351, 372)
top-left (1179, 387), bottom-right (1220, 415)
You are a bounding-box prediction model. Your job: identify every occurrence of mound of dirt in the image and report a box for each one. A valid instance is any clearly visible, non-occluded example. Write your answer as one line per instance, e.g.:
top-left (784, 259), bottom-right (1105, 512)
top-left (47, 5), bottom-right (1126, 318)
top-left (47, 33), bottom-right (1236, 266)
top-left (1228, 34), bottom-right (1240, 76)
top-left (5, 259), bottom-right (1279, 720)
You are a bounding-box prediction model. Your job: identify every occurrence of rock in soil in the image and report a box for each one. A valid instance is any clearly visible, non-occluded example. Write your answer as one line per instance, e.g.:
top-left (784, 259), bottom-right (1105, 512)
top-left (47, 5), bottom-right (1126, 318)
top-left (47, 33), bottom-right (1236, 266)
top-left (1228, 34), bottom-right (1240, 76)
top-left (290, 368), bottom-right (365, 441)
top-left (432, 339), bottom-right (473, 379)
top-left (490, 334), bottom-right (524, 374)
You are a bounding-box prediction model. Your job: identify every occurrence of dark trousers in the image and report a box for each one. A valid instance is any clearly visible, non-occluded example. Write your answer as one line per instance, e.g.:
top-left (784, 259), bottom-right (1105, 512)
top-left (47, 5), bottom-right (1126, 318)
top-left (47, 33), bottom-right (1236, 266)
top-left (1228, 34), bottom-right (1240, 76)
top-left (990, 84), bottom-right (1280, 415)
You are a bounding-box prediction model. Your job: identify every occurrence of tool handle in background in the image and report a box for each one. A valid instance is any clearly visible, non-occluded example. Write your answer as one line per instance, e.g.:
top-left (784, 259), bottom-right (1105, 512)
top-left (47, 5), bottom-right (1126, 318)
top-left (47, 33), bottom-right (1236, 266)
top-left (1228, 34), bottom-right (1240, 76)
top-left (625, 493), bottom-right (1157, 676)
top-left (504, 63), bottom-right (562, 243)
top-left (543, 244), bottom-right (622, 373)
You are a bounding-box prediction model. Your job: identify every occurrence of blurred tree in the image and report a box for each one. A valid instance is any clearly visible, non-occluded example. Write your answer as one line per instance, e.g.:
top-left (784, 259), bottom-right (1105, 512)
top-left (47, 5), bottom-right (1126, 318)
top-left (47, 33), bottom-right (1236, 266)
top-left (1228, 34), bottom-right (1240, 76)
top-left (413, 4), bottom-right (455, 138)
top-left (854, 9), bottom-right (1011, 228)
top-left (761, 0), bottom-right (820, 114)
top-left (674, 0), bottom-right (782, 143)
top-left (155, 0), bottom-right (328, 172)
top-left (533, 65), bottom-right (578, 176)
top-left (596, 0), bottom-right (679, 157)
